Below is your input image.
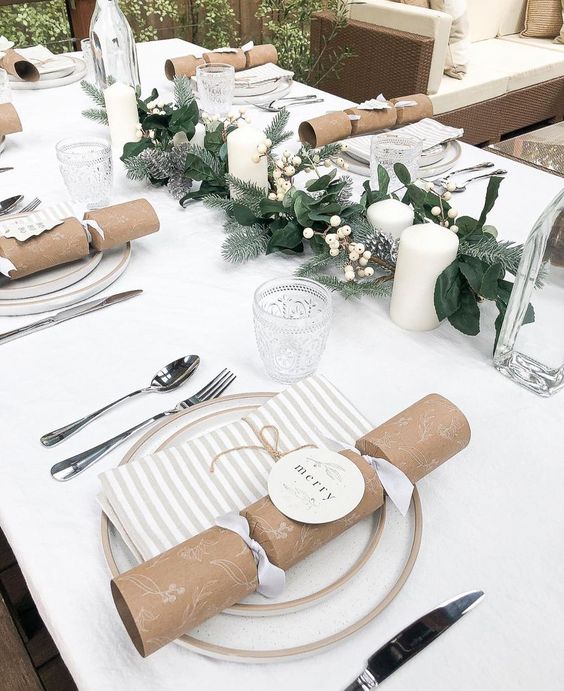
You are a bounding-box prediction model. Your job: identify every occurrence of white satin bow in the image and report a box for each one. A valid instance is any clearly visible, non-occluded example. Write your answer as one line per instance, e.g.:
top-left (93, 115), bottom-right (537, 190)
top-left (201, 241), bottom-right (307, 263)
top-left (323, 437), bottom-right (414, 516)
top-left (215, 512), bottom-right (286, 598)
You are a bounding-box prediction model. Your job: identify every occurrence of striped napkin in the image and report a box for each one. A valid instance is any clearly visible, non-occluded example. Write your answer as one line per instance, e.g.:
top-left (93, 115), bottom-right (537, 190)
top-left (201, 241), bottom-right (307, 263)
top-left (99, 376), bottom-right (371, 561)
top-left (234, 62), bottom-right (293, 86)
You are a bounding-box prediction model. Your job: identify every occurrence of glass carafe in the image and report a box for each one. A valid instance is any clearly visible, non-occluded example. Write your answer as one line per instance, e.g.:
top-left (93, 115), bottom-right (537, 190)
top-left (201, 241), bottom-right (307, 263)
top-left (494, 190), bottom-right (564, 396)
top-left (89, 0), bottom-right (140, 90)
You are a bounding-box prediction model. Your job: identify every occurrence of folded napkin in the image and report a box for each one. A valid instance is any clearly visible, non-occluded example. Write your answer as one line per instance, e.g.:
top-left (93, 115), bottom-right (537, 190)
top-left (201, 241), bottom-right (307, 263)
top-left (99, 375), bottom-right (372, 560)
top-left (15, 45), bottom-right (74, 77)
top-left (233, 62), bottom-right (293, 86)
top-left (165, 43), bottom-right (278, 80)
top-left (0, 102), bottom-right (23, 136)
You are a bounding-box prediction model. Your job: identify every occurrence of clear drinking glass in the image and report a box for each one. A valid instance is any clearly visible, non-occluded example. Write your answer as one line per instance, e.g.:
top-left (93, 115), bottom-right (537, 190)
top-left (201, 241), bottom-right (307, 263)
top-left (196, 63), bottom-right (235, 117)
top-left (81, 38), bottom-right (95, 81)
top-left (0, 68), bottom-right (11, 104)
top-left (370, 133), bottom-right (423, 191)
top-left (494, 190), bottom-right (564, 396)
top-left (253, 278), bottom-right (333, 384)
top-left (56, 137), bottom-right (113, 209)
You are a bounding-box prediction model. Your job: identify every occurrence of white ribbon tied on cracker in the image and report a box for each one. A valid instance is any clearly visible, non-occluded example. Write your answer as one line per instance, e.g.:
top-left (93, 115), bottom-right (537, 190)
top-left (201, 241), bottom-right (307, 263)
top-left (0, 256), bottom-right (16, 278)
top-left (357, 94), bottom-right (392, 111)
top-left (212, 41), bottom-right (254, 54)
top-left (215, 512), bottom-right (285, 598)
top-left (81, 218), bottom-right (105, 242)
top-left (323, 437), bottom-right (414, 516)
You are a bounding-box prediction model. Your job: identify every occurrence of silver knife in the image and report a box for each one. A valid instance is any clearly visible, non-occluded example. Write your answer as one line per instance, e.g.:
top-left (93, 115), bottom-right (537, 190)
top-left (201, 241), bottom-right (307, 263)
top-left (0, 289), bottom-right (143, 345)
top-left (344, 590), bottom-right (484, 690)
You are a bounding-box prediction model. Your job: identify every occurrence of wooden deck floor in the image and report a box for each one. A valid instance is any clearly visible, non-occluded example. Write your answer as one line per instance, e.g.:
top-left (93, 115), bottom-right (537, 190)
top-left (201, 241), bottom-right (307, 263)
top-left (0, 530), bottom-right (77, 691)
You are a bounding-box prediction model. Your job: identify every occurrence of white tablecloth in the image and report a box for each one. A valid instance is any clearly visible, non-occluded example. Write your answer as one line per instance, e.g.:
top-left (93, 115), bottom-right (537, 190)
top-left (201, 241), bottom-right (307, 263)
top-left (1, 39), bottom-right (563, 691)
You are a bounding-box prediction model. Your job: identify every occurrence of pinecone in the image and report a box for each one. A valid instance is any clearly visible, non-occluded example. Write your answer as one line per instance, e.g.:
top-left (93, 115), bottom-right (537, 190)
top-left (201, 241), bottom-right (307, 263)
top-left (365, 231), bottom-right (399, 267)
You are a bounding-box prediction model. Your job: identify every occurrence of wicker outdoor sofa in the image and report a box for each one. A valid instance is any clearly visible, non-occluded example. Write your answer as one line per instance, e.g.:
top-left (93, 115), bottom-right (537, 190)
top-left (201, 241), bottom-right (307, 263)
top-left (311, 0), bottom-right (564, 145)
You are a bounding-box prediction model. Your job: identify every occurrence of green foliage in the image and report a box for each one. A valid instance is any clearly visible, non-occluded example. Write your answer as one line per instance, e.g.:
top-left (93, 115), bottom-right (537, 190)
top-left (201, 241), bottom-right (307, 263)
top-left (221, 222), bottom-right (270, 263)
top-left (257, 0), bottom-right (351, 85)
top-left (263, 109), bottom-right (293, 148)
top-left (121, 0), bottom-right (181, 42)
top-left (0, 0), bottom-right (72, 52)
top-left (190, 0), bottom-right (239, 48)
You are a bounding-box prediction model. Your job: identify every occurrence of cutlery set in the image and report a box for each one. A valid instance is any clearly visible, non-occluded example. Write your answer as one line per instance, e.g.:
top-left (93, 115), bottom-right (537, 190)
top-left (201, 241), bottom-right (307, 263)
top-left (424, 161), bottom-right (507, 191)
top-left (0, 194), bottom-right (41, 216)
top-left (252, 94), bottom-right (325, 112)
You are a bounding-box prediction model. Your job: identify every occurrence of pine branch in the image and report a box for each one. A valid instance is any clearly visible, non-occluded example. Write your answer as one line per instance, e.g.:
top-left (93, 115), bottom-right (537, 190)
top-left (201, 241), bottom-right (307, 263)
top-left (313, 273), bottom-right (393, 299)
top-left (225, 174), bottom-right (267, 214)
top-left (173, 76), bottom-right (194, 107)
top-left (459, 236), bottom-right (523, 275)
top-left (295, 250), bottom-right (345, 277)
top-left (81, 79), bottom-right (106, 107)
top-left (123, 155), bottom-right (150, 181)
top-left (204, 194), bottom-right (234, 214)
top-left (81, 107), bottom-right (108, 125)
top-left (263, 109), bottom-right (292, 147)
top-left (221, 223), bottom-right (270, 263)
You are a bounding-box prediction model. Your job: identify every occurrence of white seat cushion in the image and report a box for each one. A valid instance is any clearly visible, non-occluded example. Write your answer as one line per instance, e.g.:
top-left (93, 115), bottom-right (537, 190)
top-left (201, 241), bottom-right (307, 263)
top-left (498, 0), bottom-right (528, 36)
top-left (470, 38), bottom-right (564, 91)
top-left (500, 32), bottom-right (564, 54)
top-left (429, 60), bottom-right (508, 113)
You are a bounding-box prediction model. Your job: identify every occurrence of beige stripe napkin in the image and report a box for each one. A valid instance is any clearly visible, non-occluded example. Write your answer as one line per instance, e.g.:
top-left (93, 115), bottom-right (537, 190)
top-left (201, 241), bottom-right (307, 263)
top-left (99, 376), bottom-right (371, 560)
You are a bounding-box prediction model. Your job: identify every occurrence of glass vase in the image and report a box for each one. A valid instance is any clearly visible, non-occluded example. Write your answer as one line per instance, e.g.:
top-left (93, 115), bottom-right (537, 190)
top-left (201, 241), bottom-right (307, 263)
top-left (89, 0), bottom-right (140, 90)
top-left (494, 190), bottom-right (564, 396)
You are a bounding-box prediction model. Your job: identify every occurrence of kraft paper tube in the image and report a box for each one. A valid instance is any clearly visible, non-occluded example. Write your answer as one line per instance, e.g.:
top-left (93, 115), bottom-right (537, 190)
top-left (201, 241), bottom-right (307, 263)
top-left (0, 218), bottom-right (89, 279)
top-left (298, 111), bottom-right (352, 147)
top-left (345, 106), bottom-right (397, 136)
top-left (203, 49), bottom-right (246, 71)
top-left (111, 393), bottom-right (470, 657)
top-left (112, 526), bottom-right (257, 657)
top-left (391, 94), bottom-right (433, 126)
top-left (0, 103), bottom-right (23, 136)
top-left (245, 44), bottom-right (278, 68)
top-left (164, 55), bottom-right (204, 80)
top-left (83, 199), bottom-right (160, 251)
top-left (0, 49), bottom-right (39, 82)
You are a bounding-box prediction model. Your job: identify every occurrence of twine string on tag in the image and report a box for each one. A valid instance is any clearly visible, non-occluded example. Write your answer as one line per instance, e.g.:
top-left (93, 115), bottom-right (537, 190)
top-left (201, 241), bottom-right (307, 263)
top-left (210, 420), bottom-right (316, 473)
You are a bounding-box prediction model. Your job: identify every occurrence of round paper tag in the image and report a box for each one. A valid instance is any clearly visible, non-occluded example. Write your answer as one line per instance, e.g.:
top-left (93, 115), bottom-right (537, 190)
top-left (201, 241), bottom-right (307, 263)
top-left (267, 447), bottom-right (365, 524)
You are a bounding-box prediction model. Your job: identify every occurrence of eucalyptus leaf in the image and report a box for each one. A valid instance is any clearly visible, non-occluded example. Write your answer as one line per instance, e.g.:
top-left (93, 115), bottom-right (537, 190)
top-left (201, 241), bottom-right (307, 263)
top-left (266, 221), bottom-right (303, 254)
top-left (448, 285), bottom-right (481, 335)
top-left (459, 256), bottom-right (487, 294)
top-left (231, 203), bottom-right (258, 226)
top-left (306, 169), bottom-right (337, 192)
top-left (478, 176), bottom-right (503, 228)
top-left (480, 262), bottom-right (504, 300)
top-left (394, 163), bottom-right (412, 187)
top-left (377, 165), bottom-right (390, 195)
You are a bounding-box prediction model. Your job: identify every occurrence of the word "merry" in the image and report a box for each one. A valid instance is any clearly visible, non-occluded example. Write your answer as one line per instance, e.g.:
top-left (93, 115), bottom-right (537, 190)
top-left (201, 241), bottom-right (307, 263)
top-left (294, 464), bottom-right (335, 501)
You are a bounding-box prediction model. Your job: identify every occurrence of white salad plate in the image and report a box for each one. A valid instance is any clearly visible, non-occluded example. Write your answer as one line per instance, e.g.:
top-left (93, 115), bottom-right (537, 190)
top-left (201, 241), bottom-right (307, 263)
top-left (101, 392), bottom-right (422, 663)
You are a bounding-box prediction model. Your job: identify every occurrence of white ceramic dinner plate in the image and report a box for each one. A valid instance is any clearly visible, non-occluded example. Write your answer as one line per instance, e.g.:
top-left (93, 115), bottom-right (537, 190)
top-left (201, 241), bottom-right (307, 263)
top-left (101, 392), bottom-right (422, 663)
top-left (193, 78), bottom-right (293, 106)
top-left (0, 243), bottom-right (130, 316)
top-left (0, 252), bottom-right (103, 300)
top-left (10, 58), bottom-right (86, 90)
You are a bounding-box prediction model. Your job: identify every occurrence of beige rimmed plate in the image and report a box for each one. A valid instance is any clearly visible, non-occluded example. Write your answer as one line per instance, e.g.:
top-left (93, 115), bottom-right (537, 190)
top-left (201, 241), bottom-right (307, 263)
top-left (101, 392), bottom-right (422, 662)
top-left (0, 243), bottom-right (130, 316)
top-left (0, 251), bottom-right (103, 300)
top-left (102, 393), bottom-right (387, 617)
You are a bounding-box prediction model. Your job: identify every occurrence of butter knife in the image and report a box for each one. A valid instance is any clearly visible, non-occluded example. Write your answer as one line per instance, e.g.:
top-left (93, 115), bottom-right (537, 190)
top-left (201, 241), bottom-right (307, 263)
top-left (0, 289), bottom-right (142, 345)
top-left (344, 590), bottom-right (484, 690)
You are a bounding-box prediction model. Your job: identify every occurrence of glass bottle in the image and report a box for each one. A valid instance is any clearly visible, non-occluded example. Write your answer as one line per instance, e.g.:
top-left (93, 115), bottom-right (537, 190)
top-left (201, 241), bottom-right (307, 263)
top-left (89, 0), bottom-right (140, 90)
top-left (494, 190), bottom-right (564, 396)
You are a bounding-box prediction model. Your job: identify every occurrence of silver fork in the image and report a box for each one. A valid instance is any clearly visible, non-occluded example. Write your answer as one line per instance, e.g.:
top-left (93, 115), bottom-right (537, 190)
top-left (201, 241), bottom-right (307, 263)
top-left (50, 369), bottom-right (236, 481)
top-left (253, 97), bottom-right (324, 113)
top-left (0, 197), bottom-right (41, 217)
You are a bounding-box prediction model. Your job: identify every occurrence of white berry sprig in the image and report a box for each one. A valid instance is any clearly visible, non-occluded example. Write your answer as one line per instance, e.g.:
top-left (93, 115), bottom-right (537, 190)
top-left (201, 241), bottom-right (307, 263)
top-left (424, 181), bottom-right (459, 234)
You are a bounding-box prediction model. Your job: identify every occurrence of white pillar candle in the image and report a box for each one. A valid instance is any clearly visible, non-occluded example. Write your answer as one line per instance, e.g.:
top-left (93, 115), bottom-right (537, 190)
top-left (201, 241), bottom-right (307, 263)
top-left (227, 124), bottom-right (268, 194)
top-left (103, 81), bottom-right (140, 153)
top-left (390, 223), bottom-right (459, 331)
top-left (367, 199), bottom-right (415, 239)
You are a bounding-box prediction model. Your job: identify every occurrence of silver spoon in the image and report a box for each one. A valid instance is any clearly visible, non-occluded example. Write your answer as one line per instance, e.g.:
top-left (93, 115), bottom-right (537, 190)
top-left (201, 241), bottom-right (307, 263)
top-left (40, 354), bottom-right (200, 447)
top-left (450, 169), bottom-right (507, 192)
top-left (0, 195), bottom-right (23, 215)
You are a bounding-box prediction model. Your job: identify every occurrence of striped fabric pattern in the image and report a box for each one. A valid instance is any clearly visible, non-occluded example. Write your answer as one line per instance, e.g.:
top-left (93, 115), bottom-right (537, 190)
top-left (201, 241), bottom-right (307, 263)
top-left (99, 376), bottom-right (372, 560)
top-left (522, 0), bottom-right (563, 38)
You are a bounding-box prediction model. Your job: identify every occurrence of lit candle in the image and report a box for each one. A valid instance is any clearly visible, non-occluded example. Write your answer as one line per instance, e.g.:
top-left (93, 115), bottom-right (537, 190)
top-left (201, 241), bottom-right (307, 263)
top-left (390, 223), bottom-right (459, 331)
top-left (103, 81), bottom-right (140, 153)
top-left (227, 124), bottom-right (268, 194)
top-left (367, 199), bottom-right (415, 239)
